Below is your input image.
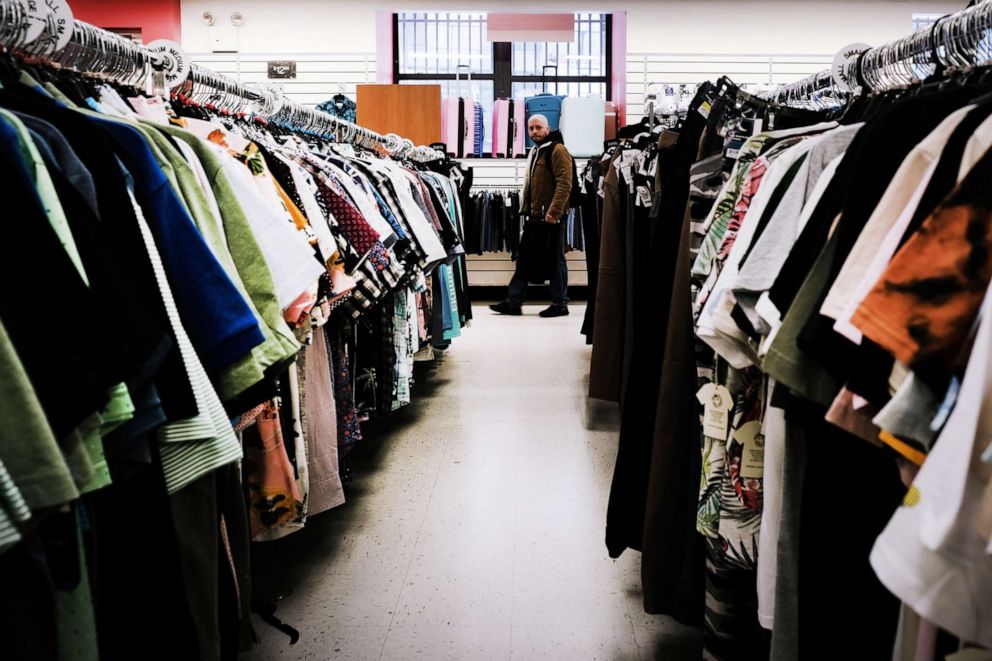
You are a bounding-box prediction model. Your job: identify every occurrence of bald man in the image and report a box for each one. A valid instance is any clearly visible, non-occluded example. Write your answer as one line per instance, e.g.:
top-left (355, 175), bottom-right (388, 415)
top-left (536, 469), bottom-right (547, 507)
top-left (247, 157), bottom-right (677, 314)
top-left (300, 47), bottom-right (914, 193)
top-left (490, 114), bottom-right (575, 318)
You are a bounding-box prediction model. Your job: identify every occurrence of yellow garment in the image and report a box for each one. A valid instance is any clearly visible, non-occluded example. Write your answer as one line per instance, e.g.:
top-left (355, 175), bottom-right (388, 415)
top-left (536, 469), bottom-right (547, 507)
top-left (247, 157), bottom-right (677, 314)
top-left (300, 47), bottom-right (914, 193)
top-left (878, 430), bottom-right (927, 466)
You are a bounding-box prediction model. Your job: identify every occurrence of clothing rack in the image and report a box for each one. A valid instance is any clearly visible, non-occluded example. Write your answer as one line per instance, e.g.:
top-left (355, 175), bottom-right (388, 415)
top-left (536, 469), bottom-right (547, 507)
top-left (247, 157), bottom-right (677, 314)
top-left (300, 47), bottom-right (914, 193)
top-left (765, 0), bottom-right (992, 104)
top-left (0, 0), bottom-right (445, 162)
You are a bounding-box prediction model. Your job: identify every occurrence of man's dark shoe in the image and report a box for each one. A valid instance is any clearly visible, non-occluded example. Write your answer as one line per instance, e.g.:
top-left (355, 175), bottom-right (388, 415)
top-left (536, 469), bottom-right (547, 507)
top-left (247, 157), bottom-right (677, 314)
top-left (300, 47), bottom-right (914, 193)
top-left (490, 301), bottom-right (522, 315)
top-left (539, 305), bottom-right (569, 318)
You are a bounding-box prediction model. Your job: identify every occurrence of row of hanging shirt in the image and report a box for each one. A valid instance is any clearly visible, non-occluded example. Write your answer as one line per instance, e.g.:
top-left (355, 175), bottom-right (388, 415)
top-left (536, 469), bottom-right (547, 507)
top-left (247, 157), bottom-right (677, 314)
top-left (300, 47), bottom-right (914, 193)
top-left (0, 54), bottom-right (471, 660)
top-left (464, 187), bottom-right (586, 256)
top-left (589, 73), bottom-right (992, 660)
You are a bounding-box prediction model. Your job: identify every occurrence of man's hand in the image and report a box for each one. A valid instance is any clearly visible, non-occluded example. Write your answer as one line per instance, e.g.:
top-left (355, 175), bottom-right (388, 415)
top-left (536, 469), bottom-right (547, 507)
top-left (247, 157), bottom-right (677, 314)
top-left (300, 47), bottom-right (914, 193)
top-left (545, 213), bottom-right (557, 224)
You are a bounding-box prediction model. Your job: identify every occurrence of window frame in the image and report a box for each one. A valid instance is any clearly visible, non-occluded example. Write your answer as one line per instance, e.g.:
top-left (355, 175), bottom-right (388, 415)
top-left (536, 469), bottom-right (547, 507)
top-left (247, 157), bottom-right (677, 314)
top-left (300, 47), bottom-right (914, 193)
top-left (392, 13), bottom-right (613, 101)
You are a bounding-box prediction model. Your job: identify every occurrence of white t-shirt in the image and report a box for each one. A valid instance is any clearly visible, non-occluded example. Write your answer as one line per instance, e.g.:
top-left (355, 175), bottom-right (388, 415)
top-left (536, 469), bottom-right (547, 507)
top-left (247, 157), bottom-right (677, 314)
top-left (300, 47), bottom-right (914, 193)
top-left (756, 398), bottom-right (786, 630)
top-left (870, 282), bottom-right (992, 649)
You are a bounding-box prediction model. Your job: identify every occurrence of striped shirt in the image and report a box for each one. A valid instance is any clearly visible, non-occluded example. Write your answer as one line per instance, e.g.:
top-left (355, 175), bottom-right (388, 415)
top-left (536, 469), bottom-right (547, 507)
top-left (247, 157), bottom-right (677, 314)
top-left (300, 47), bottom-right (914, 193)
top-left (125, 179), bottom-right (242, 493)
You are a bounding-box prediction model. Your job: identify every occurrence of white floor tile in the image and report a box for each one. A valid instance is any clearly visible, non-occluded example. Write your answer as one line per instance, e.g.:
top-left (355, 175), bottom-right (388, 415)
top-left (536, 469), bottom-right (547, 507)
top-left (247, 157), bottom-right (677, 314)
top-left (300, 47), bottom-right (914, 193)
top-left (242, 622), bottom-right (389, 661)
top-left (510, 624), bottom-right (639, 661)
top-left (247, 305), bottom-right (687, 660)
top-left (379, 625), bottom-right (511, 661)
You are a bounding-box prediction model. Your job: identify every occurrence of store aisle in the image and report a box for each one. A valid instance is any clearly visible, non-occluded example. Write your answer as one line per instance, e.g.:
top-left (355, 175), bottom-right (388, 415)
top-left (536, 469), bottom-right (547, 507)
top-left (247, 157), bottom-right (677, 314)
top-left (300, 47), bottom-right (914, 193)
top-left (245, 304), bottom-right (700, 660)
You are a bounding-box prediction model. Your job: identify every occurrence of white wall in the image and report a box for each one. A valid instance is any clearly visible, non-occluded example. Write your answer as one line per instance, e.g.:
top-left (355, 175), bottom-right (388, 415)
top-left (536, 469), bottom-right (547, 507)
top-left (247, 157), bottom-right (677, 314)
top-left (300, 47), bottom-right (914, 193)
top-left (180, 0), bottom-right (961, 56)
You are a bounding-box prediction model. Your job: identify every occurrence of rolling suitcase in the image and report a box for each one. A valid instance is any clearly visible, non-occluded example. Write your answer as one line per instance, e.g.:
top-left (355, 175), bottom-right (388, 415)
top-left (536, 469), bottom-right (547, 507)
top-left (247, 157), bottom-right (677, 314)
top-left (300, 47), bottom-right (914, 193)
top-left (512, 92), bottom-right (527, 156)
top-left (441, 97), bottom-right (461, 157)
top-left (525, 66), bottom-right (565, 149)
top-left (473, 101), bottom-right (484, 156)
top-left (560, 96), bottom-right (605, 157)
top-left (492, 98), bottom-right (510, 158)
top-left (441, 66), bottom-right (476, 157)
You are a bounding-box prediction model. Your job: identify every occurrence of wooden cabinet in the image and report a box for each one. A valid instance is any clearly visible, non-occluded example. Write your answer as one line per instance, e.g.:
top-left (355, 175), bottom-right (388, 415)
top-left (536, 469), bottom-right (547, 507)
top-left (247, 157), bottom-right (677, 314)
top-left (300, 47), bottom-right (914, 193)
top-left (356, 84), bottom-right (441, 146)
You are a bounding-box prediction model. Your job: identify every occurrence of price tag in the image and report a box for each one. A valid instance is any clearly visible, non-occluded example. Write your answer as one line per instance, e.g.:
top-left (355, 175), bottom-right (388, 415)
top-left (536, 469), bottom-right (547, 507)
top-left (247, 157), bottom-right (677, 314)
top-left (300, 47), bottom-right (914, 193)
top-left (636, 185), bottom-right (652, 207)
top-left (698, 100), bottom-right (712, 119)
top-left (734, 420), bottom-right (765, 480)
top-left (697, 383), bottom-right (733, 440)
top-left (648, 156), bottom-right (658, 177)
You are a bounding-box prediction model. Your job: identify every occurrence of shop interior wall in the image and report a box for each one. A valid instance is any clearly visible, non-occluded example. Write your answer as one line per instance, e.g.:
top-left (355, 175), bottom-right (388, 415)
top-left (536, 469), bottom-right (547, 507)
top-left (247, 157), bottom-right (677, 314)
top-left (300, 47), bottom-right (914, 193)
top-left (179, 1), bottom-right (962, 56)
top-left (177, 0), bottom-right (960, 288)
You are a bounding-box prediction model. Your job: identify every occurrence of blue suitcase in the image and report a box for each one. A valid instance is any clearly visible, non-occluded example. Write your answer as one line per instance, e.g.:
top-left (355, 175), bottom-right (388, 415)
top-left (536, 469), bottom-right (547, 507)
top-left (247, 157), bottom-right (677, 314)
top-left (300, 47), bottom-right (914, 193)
top-left (525, 94), bottom-right (564, 148)
top-left (525, 65), bottom-right (565, 148)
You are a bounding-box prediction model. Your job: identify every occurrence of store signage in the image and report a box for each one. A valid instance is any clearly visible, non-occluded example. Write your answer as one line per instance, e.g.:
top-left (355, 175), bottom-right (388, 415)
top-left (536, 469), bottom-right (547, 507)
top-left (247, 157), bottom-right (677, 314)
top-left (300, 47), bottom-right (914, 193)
top-left (268, 61), bottom-right (297, 79)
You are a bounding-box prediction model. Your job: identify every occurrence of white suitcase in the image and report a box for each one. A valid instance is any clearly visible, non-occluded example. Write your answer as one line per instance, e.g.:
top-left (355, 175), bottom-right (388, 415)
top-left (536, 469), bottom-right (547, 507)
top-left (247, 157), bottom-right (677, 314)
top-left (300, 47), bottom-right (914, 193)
top-left (560, 97), bottom-right (606, 158)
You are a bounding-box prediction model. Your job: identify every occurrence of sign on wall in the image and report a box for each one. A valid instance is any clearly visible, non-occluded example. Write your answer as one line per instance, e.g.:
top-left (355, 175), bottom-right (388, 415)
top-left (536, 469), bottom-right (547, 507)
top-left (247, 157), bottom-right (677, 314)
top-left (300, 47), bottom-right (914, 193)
top-left (267, 60), bottom-right (297, 79)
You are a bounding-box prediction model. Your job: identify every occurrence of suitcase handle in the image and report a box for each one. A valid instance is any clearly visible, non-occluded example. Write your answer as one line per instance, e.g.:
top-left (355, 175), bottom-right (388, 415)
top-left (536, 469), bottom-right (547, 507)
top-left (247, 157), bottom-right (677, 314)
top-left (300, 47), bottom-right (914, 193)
top-left (508, 100), bottom-right (516, 157)
top-left (456, 64), bottom-right (472, 99)
top-left (542, 65), bottom-right (558, 94)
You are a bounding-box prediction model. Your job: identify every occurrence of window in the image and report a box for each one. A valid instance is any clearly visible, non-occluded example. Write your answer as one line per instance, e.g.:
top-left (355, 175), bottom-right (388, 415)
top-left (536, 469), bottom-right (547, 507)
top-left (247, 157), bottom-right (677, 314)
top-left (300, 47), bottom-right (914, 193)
top-left (394, 12), bottom-right (612, 155)
top-left (912, 13), bottom-right (945, 32)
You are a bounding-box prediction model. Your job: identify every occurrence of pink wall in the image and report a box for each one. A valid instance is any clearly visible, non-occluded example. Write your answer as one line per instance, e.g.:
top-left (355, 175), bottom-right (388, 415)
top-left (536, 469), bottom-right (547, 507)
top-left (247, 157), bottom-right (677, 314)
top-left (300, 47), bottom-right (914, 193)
top-left (376, 11), bottom-right (393, 84)
top-left (611, 11), bottom-right (627, 127)
top-left (70, 0), bottom-right (181, 43)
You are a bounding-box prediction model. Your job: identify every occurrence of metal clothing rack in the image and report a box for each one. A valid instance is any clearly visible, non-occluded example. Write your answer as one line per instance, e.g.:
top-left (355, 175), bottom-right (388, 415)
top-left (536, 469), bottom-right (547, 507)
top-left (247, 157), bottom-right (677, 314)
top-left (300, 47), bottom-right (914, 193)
top-left (0, 0), bottom-right (445, 162)
top-left (764, 0), bottom-right (992, 105)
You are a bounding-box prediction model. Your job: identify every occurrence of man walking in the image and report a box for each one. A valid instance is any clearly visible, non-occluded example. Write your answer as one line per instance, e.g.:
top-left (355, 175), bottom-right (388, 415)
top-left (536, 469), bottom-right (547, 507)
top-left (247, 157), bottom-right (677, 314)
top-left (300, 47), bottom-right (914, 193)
top-left (490, 114), bottom-right (574, 318)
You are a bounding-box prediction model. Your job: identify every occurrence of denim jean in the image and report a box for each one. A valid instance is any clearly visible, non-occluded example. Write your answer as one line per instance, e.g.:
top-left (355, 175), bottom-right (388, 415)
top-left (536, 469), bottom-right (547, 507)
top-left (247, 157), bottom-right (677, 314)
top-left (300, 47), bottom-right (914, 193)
top-left (506, 225), bottom-right (569, 306)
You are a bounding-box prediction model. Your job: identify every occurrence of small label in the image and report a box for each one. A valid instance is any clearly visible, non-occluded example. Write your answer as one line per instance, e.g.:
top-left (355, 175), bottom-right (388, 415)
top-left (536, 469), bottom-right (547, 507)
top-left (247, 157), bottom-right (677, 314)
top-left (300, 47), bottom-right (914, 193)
top-left (734, 420), bottom-right (765, 480)
top-left (725, 147), bottom-right (741, 160)
top-left (147, 39), bottom-right (191, 90)
top-left (832, 42), bottom-right (871, 93)
top-left (23, 0), bottom-right (47, 45)
top-left (46, 0), bottom-right (73, 52)
top-left (648, 156), bottom-right (658, 177)
top-left (752, 118), bottom-right (763, 136)
top-left (636, 185), bottom-right (652, 207)
top-left (697, 383), bottom-right (733, 440)
top-left (698, 100), bottom-right (712, 118)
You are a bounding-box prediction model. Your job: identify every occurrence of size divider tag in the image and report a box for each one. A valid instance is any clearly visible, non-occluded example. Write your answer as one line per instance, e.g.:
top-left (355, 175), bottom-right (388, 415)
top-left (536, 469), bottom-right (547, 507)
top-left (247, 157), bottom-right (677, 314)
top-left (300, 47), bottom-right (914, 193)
top-left (697, 383), bottom-right (733, 440)
top-left (734, 420), bottom-right (765, 480)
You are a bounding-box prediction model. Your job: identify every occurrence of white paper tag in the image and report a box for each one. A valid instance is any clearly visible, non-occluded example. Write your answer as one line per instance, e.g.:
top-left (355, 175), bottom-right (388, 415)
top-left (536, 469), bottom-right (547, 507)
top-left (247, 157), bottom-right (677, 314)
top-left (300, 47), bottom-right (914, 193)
top-left (636, 185), bottom-right (652, 207)
top-left (752, 118), bottom-right (763, 136)
top-left (697, 383), bottom-right (733, 439)
top-left (725, 147), bottom-right (741, 160)
top-left (130, 96), bottom-right (171, 125)
top-left (734, 420), bottom-right (765, 480)
top-left (648, 156), bottom-right (658, 177)
top-left (620, 160), bottom-right (635, 190)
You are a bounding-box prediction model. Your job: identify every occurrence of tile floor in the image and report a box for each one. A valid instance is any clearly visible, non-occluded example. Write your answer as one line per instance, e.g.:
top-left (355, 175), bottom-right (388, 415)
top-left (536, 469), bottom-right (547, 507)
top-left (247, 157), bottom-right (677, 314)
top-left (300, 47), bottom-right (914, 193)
top-left (245, 304), bottom-right (702, 660)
